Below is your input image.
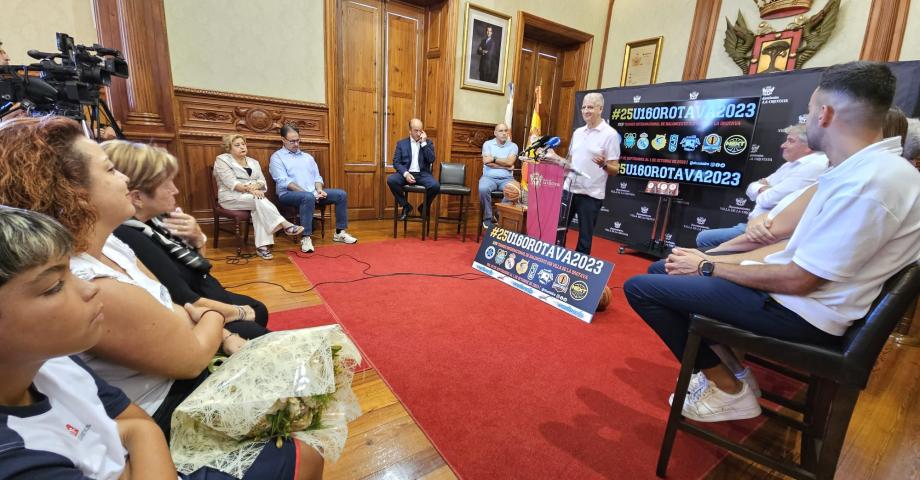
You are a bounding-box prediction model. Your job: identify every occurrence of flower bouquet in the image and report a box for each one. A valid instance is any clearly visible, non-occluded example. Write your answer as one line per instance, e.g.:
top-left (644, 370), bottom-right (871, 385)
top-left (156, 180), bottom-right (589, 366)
top-left (169, 325), bottom-right (362, 478)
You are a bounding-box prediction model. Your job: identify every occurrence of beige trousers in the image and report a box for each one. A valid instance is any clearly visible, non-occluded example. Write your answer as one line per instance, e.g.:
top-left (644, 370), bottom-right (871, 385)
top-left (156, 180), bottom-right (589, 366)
top-left (218, 194), bottom-right (287, 248)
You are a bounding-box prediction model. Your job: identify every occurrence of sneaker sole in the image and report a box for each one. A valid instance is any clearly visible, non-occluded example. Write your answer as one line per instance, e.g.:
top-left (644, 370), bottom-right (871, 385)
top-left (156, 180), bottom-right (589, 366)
top-left (334, 239), bottom-right (357, 244)
top-left (682, 404), bottom-right (762, 423)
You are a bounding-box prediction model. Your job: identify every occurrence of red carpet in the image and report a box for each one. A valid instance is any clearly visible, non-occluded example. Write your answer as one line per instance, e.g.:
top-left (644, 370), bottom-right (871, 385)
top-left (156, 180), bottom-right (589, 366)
top-left (284, 235), bottom-right (797, 479)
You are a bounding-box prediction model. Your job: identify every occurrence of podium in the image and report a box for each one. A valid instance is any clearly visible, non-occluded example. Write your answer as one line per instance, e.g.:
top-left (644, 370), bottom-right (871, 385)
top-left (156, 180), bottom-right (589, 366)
top-left (525, 162), bottom-right (567, 243)
top-left (495, 203), bottom-right (527, 233)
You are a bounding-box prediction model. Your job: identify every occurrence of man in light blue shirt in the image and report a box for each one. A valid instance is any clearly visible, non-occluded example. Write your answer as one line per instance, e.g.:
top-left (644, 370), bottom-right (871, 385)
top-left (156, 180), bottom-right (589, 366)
top-left (269, 124), bottom-right (357, 253)
top-left (479, 123), bottom-right (518, 227)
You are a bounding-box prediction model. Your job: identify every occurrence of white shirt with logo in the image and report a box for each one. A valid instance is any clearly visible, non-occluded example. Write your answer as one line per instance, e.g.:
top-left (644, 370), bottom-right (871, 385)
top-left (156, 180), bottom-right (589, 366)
top-left (764, 138), bottom-right (920, 335)
top-left (0, 356), bottom-right (129, 479)
top-left (568, 120), bottom-right (621, 200)
top-left (745, 152), bottom-right (829, 218)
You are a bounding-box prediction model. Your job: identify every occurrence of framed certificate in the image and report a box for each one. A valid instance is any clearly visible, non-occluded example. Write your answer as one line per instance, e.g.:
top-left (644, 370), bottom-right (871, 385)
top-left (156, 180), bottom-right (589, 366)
top-left (620, 37), bottom-right (663, 87)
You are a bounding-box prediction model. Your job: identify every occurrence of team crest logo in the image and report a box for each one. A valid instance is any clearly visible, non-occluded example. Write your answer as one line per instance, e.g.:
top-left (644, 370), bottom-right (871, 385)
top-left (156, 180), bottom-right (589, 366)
top-left (651, 134), bottom-right (667, 150)
top-left (619, 181), bottom-right (628, 189)
top-left (537, 268), bottom-right (554, 285)
top-left (640, 206), bottom-right (649, 214)
top-left (735, 197), bottom-right (748, 206)
top-left (668, 134), bottom-right (679, 152)
top-left (696, 216), bottom-right (707, 225)
top-left (504, 253), bottom-right (517, 270)
top-left (495, 249), bottom-right (508, 265)
top-left (750, 143), bottom-right (760, 154)
top-left (569, 281), bottom-right (589, 301)
top-left (636, 133), bottom-right (650, 150)
top-left (724, 135), bottom-right (747, 155)
top-left (762, 85), bottom-right (775, 96)
top-left (515, 259), bottom-right (529, 275)
top-left (613, 221), bottom-right (622, 229)
top-left (484, 246), bottom-right (496, 260)
top-left (680, 135), bottom-right (701, 152)
top-left (798, 114), bottom-right (808, 124)
top-left (665, 233), bottom-right (673, 241)
top-left (689, 91), bottom-right (699, 100)
top-left (527, 263), bottom-right (539, 280)
top-left (702, 134), bottom-right (722, 153)
top-left (552, 272), bottom-right (571, 293)
top-left (633, 95), bottom-right (642, 103)
top-left (623, 132), bottom-right (637, 148)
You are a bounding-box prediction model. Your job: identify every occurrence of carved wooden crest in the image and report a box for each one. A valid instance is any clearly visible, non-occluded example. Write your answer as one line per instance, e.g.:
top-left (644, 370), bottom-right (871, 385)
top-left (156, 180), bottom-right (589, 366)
top-left (724, 0), bottom-right (839, 75)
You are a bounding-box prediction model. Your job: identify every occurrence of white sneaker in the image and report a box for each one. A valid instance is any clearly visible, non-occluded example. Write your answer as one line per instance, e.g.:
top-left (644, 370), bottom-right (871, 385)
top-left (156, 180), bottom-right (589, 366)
top-left (735, 367), bottom-right (762, 398)
top-left (681, 381), bottom-right (762, 423)
top-left (333, 230), bottom-right (357, 244)
top-left (669, 371), bottom-right (709, 406)
top-left (300, 236), bottom-right (314, 253)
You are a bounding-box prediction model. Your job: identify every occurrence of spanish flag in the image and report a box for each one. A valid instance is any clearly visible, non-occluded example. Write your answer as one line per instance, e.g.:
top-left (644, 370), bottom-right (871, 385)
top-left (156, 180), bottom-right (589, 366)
top-left (522, 85), bottom-right (542, 192)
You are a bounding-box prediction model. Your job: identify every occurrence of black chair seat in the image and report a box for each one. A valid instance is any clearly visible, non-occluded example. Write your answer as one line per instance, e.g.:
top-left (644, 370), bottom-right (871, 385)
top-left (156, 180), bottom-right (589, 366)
top-left (403, 184), bottom-right (428, 193)
top-left (440, 184), bottom-right (471, 195)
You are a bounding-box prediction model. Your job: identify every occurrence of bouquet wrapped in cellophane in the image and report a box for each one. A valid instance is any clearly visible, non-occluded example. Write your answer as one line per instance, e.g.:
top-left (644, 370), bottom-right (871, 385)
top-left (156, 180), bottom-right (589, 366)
top-left (169, 325), bottom-right (362, 478)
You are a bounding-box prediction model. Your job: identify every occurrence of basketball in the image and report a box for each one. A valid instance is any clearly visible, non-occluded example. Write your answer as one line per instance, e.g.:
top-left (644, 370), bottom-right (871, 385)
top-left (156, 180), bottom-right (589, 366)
top-left (597, 286), bottom-right (612, 312)
top-left (503, 181), bottom-right (522, 203)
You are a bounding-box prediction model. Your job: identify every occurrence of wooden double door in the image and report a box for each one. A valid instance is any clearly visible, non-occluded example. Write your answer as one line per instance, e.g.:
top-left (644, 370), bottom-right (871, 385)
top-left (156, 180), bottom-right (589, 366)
top-left (512, 37), bottom-right (581, 158)
top-left (336, 0), bottom-right (426, 219)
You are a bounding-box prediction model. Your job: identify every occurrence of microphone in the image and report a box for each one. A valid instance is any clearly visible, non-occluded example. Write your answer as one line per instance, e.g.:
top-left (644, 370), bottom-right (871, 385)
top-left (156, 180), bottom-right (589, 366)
top-left (27, 50), bottom-right (60, 60)
top-left (522, 135), bottom-right (550, 154)
top-left (543, 136), bottom-right (561, 149)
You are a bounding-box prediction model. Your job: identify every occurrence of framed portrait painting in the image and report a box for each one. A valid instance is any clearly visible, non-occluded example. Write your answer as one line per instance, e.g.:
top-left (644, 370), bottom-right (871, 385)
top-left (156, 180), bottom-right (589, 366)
top-left (620, 36), bottom-right (663, 87)
top-left (461, 3), bottom-right (511, 95)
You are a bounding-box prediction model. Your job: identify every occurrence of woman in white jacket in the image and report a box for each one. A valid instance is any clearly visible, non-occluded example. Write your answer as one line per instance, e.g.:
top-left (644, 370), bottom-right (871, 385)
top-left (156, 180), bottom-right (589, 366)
top-left (214, 134), bottom-right (302, 259)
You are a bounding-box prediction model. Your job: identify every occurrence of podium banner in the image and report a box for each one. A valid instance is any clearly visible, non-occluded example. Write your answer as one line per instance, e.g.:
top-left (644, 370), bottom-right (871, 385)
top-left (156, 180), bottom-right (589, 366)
top-left (526, 162), bottom-right (566, 243)
top-left (473, 226), bottom-right (614, 323)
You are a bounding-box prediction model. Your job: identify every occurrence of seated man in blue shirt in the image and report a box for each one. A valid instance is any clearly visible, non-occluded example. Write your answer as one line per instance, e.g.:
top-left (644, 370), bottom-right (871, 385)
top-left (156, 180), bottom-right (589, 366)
top-left (479, 123), bottom-right (518, 227)
top-left (270, 124), bottom-right (357, 253)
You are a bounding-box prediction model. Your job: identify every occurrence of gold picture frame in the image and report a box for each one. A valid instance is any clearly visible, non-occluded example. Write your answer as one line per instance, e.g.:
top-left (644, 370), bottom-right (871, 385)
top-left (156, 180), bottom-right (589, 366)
top-left (461, 3), bottom-right (512, 95)
top-left (620, 37), bottom-right (663, 87)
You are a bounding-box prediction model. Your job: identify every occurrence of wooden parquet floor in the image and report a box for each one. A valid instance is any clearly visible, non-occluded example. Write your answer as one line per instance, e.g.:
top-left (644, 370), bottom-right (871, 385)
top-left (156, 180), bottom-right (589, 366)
top-left (207, 219), bottom-right (919, 480)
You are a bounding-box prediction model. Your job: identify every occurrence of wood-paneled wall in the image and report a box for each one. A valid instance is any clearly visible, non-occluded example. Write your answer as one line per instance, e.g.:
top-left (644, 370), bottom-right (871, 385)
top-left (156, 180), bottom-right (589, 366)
top-left (447, 119), bottom-right (495, 214)
top-left (172, 87), bottom-right (330, 219)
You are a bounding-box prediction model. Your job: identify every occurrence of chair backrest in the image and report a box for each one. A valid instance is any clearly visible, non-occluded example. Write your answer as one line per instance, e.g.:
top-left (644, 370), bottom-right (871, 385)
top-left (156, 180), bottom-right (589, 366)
top-left (206, 165), bottom-right (220, 209)
top-left (439, 162), bottom-right (466, 186)
top-left (841, 261), bottom-right (920, 386)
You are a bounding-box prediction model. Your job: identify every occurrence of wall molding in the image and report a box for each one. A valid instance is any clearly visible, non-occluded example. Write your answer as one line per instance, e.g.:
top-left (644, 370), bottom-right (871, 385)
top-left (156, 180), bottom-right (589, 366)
top-left (682, 0), bottom-right (722, 81)
top-left (860, 0), bottom-right (911, 61)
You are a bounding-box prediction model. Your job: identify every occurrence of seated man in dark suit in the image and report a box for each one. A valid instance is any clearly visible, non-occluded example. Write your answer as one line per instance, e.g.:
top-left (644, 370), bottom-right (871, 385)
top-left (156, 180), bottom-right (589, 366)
top-left (387, 118), bottom-right (440, 220)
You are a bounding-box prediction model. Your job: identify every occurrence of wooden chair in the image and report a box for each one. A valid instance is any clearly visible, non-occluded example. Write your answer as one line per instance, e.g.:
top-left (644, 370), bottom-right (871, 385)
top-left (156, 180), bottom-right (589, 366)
top-left (393, 185), bottom-right (433, 240)
top-left (207, 165), bottom-right (250, 254)
top-left (657, 261), bottom-right (920, 480)
top-left (433, 162), bottom-right (471, 241)
top-left (278, 202), bottom-right (329, 241)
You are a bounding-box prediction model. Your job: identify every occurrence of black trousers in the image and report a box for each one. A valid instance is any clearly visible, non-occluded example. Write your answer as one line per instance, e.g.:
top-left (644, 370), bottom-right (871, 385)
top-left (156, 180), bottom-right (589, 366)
top-left (564, 193), bottom-right (603, 255)
top-left (195, 274), bottom-right (269, 328)
top-left (387, 171), bottom-right (440, 207)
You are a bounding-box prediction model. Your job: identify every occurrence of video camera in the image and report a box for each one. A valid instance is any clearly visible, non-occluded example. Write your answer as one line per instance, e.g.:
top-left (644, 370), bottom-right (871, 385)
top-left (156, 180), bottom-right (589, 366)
top-left (0, 32), bottom-right (128, 122)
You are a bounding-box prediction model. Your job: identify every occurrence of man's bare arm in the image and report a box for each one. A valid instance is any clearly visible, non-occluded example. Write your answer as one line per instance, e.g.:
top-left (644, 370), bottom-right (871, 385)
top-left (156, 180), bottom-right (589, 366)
top-left (711, 261), bottom-right (826, 295)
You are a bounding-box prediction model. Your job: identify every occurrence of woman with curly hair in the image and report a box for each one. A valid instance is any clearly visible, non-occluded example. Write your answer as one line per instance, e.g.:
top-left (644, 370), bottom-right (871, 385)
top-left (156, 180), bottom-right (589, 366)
top-left (0, 116), bottom-right (324, 479)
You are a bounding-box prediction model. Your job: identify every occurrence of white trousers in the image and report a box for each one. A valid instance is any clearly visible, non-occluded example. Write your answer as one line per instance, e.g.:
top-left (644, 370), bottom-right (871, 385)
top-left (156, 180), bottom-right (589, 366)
top-left (218, 194), bottom-right (287, 248)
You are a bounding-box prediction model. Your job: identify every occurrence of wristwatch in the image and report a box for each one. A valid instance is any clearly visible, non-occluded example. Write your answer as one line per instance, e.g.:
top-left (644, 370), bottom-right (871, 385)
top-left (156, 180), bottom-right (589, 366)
top-left (699, 260), bottom-right (715, 277)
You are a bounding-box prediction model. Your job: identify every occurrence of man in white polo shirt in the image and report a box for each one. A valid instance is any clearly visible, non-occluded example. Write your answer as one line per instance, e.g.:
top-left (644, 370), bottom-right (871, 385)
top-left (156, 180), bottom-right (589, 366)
top-left (696, 123), bottom-right (828, 250)
top-left (624, 61), bottom-right (920, 422)
top-left (557, 92), bottom-right (620, 254)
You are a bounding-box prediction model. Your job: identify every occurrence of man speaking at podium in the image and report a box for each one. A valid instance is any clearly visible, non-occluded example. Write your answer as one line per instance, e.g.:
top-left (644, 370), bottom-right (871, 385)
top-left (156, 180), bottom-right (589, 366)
top-left (557, 92), bottom-right (621, 254)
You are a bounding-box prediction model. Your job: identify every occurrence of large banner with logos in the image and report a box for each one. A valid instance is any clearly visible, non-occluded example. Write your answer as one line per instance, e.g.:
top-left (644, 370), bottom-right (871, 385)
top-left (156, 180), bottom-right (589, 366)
top-left (473, 226), bottom-right (614, 323)
top-left (611, 97), bottom-right (761, 188)
top-left (572, 61), bottom-right (920, 251)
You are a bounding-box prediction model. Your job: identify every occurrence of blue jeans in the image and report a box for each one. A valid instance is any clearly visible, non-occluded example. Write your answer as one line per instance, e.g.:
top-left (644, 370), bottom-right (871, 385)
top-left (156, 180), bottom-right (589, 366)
top-left (695, 222), bottom-right (747, 250)
top-left (624, 272), bottom-right (839, 369)
top-left (278, 189), bottom-right (348, 236)
top-left (478, 175), bottom-right (513, 226)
